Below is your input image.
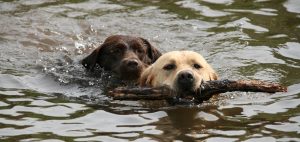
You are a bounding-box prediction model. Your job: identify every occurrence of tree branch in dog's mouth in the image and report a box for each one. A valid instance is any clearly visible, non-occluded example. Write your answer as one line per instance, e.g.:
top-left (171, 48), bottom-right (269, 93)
top-left (108, 79), bottom-right (287, 103)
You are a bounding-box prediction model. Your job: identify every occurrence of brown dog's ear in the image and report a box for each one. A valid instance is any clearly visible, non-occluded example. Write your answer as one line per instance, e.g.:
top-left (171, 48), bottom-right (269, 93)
top-left (81, 47), bottom-right (101, 71)
top-left (209, 72), bottom-right (219, 81)
top-left (139, 38), bottom-right (162, 63)
top-left (139, 66), bottom-right (154, 86)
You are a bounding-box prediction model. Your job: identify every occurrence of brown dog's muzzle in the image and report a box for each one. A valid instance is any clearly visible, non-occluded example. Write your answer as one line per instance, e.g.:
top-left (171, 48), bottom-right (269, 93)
top-left (122, 59), bottom-right (139, 70)
top-left (119, 58), bottom-right (144, 80)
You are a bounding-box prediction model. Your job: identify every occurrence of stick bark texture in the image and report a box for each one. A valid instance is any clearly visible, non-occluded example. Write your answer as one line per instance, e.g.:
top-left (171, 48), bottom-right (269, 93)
top-left (109, 79), bottom-right (287, 101)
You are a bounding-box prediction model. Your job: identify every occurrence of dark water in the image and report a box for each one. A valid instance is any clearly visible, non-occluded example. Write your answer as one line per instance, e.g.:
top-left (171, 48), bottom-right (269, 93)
top-left (1, 0), bottom-right (300, 141)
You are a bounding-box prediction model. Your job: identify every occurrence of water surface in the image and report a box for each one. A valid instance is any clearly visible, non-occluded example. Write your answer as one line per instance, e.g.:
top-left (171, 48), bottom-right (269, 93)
top-left (0, 0), bottom-right (300, 141)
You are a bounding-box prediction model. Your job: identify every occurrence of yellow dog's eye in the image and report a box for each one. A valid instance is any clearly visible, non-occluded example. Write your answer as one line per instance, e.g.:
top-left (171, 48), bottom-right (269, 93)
top-left (193, 63), bottom-right (201, 69)
top-left (163, 64), bottom-right (176, 70)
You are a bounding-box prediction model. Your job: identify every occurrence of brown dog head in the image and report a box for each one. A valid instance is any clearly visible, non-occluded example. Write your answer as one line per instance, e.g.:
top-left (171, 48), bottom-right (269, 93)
top-left (81, 35), bottom-right (161, 80)
top-left (139, 51), bottom-right (218, 96)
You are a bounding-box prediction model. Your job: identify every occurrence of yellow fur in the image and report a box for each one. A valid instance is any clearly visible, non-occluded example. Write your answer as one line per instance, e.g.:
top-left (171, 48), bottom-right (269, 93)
top-left (139, 51), bottom-right (218, 91)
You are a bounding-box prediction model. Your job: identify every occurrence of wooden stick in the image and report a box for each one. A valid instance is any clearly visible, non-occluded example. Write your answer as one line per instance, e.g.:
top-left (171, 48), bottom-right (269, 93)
top-left (195, 79), bottom-right (287, 101)
top-left (109, 86), bottom-right (174, 100)
top-left (108, 79), bottom-right (287, 101)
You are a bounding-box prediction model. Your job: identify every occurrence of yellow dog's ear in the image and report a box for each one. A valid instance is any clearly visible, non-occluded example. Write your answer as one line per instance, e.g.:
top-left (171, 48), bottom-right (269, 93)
top-left (139, 66), bottom-right (154, 86)
top-left (209, 71), bottom-right (219, 81)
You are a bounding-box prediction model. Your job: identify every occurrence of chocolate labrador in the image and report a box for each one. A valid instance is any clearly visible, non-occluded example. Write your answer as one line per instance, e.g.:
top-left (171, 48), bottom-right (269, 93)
top-left (81, 35), bottom-right (161, 80)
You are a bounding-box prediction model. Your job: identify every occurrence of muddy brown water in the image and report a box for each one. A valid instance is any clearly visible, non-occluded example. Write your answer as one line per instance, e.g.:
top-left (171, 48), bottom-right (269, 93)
top-left (0, 0), bottom-right (300, 141)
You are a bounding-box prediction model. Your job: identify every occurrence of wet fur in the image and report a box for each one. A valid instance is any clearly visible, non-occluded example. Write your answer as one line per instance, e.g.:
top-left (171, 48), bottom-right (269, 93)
top-left (139, 51), bottom-right (218, 93)
top-left (81, 35), bottom-right (161, 80)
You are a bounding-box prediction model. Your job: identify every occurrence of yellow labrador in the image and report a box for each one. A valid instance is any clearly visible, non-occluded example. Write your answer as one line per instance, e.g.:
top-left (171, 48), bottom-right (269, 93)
top-left (139, 51), bottom-right (218, 97)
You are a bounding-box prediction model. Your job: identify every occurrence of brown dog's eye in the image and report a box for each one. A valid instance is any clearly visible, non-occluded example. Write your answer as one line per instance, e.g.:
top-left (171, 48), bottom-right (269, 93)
top-left (163, 64), bottom-right (176, 70)
top-left (137, 49), bottom-right (143, 53)
top-left (193, 63), bottom-right (201, 69)
top-left (110, 48), bottom-right (121, 54)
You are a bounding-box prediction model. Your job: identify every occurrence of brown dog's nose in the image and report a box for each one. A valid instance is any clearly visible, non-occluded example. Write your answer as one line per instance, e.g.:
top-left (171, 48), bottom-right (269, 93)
top-left (177, 71), bottom-right (194, 86)
top-left (125, 59), bottom-right (139, 69)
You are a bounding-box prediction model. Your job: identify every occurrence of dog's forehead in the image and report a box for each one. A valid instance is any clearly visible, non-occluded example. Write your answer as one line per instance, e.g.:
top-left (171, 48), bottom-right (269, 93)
top-left (121, 37), bottom-right (145, 49)
top-left (157, 51), bottom-right (206, 65)
top-left (129, 39), bottom-right (145, 48)
top-left (104, 36), bottom-right (144, 49)
top-left (105, 35), bottom-right (141, 44)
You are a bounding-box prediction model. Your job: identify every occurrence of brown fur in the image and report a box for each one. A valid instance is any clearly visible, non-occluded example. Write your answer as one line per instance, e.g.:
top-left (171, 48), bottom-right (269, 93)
top-left (81, 35), bottom-right (161, 80)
